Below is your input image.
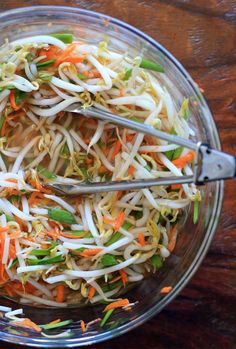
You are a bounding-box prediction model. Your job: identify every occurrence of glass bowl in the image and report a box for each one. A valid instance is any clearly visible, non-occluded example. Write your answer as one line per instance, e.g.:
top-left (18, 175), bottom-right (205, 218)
top-left (0, 6), bottom-right (223, 347)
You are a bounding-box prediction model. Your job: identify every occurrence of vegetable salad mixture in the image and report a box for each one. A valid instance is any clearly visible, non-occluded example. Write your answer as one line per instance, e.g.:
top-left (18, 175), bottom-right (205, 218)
top-left (0, 33), bottom-right (201, 330)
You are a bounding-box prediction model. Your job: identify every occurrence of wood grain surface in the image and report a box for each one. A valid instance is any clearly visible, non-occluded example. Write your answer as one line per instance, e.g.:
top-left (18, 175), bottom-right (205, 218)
top-left (1, 1), bottom-right (236, 348)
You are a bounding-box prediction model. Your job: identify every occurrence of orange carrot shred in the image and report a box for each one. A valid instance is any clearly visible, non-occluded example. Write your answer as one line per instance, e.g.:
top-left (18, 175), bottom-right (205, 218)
top-left (112, 140), bottom-right (122, 160)
top-left (160, 286), bottom-right (172, 294)
top-left (0, 226), bottom-right (9, 233)
top-left (172, 151), bottom-right (195, 169)
top-left (167, 225), bottom-right (178, 252)
top-left (119, 269), bottom-right (128, 286)
top-left (128, 165), bottom-right (135, 176)
top-left (88, 286), bottom-right (96, 300)
top-left (11, 318), bottom-right (41, 332)
top-left (56, 284), bottom-right (65, 303)
top-left (80, 320), bottom-right (86, 332)
top-left (46, 319), bottom-right (61, 326)
top-left (80, 248), bottom-right (102, 257)
top-left (104, 298), bottom-right (130, 312)
top-left (114, 211), bottom-right (125, 232)
top-left (137, 233), bottom-right (145, 247)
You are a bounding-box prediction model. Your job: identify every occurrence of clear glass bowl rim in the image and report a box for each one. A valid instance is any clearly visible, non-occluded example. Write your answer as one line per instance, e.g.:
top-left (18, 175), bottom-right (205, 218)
top-left (0, 5), bottom-right (224, 347)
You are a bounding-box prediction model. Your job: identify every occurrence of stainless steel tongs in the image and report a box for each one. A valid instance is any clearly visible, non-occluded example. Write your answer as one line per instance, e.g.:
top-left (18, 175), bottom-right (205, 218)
top-left (49, 104), bottom-right (236, 195)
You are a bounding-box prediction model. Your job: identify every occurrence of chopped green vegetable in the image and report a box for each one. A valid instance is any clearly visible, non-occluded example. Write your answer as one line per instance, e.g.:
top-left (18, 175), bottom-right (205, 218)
top-left (97, 139), bottom-right (105, 149)
top-left (37, 165), bottom-right (57, 179)
top-left (27, 255), bottom-right (65, 265)
top-left (9, 195), bottom-right (20, 203)
top-left (60, 143), bottom-right (70, 156)
top-left (50, 33), bottom-right (73, 44)
top-left (48, 208), bottom-right (76, 224)
top-left (130, 117), bottom-right (144, 123)
top-left (100, 308), bottom-right (115, 327)
top-left (37, 59), bottom-right (56, 68)
top-left (29, 249), bottom-right (51, 257)
top-left (193, 200), bottom-right (199, 224)
top-left (39, 74), bottom-right (53, 82)
top-left (105, 222), bottom-right (132, 246)
top-left (102, 280), bottom-right (122, 292)
top-left (15, 89), bottom-right (27, 105)
top-left (0, 113), bottom-right (6, 135)
top-left (144, 164), bottom-right (151, 172)
top-left (0, 85), bottom-right (15, 92)
top-left (165, 147), bottom-right (183, 161)
top-left (41, 319), bottom-right (73, 330)
top-left (75, 247), bottom-right (86, 253)
top-left (179, 98), bottom-right (189, 120)
top-left (151, 254), bottom-right (163, 268)
top-left (77, 73), bottom-right (87, 80)
top-left (105, 232), bottom-right (122, 247)
top-left (122, 221), bottom-right (132, 230)
top-left (101, 254), bottom-right (118, 267)
top-left (140, 58), bottom-right (164, 73)
top-left (124, 68), bottom-right (132, 80)
top-left (6, 214), bottom-right (14, 222)
top-left (26, 53), bottom-right (34, 62)
top-left (64, 230), bottom-right (92, 238)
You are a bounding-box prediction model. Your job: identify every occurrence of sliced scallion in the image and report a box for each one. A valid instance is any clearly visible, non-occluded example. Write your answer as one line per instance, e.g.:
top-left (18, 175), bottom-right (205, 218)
top-left (140, 58), bottom-right (164, 73)
top-left (48, 208), bottom-right (76, 224)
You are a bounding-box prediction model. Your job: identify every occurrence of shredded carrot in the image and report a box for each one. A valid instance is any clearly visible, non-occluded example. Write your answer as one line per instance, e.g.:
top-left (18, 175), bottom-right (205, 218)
top-left (167, 225), bottom-right (178, 252)
top-left (9, 242), bottom-right (16, 259)
top-left (9, 91), bottom-right (21, 111)
top-left (103, 216), bottom-right (115, 225)
top-left (1, 115), bottom-right (17, 137)
top-left (28, 192), bottom-right (45, 206)
top-left (5, 178), bottom-right (18, 183)
top-left (59, 56), bottom-right (84, 64)
top-left (29, 178), bottom-right (51, 193)
top-left (112, 140), bottom-right (122, 160)
top-left (41, 242), bottom-right (49, 249)
top-left (55, 43), bottom-right (78, 66)
top-left (137, 233), bottom-right (145, 247)
top-left (88, 286), bottom-right (96, 300)
top-left (56, 284), bottom-right (65, 303)
top-left (0, 226), bottom-right (9, 233)
top-left (46, 229), bottom-right (60, 240)
top-left (126, 133), bottom-right (135, 142)
top-left (160, 286), bottom-right (172, 294)
top-left (171, 184), bottom-right (182, 190)
top-left (8, 230), bottom-right (21, 239)
top-left (15, 217), bottom-right (24, 231)
top-left (39, 45), bottom-right (60, 62)
top-left (13, 282), bottom-right (36, 294)
top-left (116, 191), bottom-right (123, 200)
top-left (80, 320), bottom-right (86, 332)
top-left (172, 150), bottom-right (195, 169)
top-left (11, 318), bottom-right (41, 332)
top-left (80, 248), bottom-right (102, 257)
top-left (114, 211), bottom-right (125, 232)
top-left (119, 269), bottom-right (128, 286)
top-left (99, 165), bottom-right (108, 173)
top-left (104, 298), bottom-right (130, 312)
top-left (108, 275), bottom-right (122, 284)
top-left (60, 231), bottom-right (87, 239)
top-left (119, 88), bottom-right (125, 97)
top-left (104, 211), bottom-right (125, 232)
top-left (4, 284), bottom-right (16, 297)
top-left (128, 165), bottom-right (135, 176)
top-left (0, 263), bottom-right (8, 283)
top-left (46, 319), bottom-right (61, 326)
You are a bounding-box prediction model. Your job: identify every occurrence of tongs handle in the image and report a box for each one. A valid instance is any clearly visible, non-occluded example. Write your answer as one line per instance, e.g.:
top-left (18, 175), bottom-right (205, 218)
top-left (67, 105), bottom-right (198, 151)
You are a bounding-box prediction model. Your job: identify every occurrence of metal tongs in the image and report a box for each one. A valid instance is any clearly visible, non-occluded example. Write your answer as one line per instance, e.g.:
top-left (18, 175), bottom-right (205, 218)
top-left (49, 104), bottom-right (236, 195)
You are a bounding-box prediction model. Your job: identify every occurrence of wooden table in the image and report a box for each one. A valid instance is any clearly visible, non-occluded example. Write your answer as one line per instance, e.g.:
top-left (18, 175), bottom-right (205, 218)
top-left (1, 1), bottom-right (236, 348)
